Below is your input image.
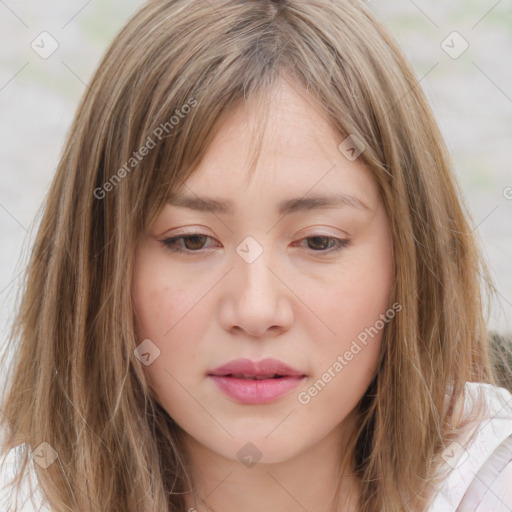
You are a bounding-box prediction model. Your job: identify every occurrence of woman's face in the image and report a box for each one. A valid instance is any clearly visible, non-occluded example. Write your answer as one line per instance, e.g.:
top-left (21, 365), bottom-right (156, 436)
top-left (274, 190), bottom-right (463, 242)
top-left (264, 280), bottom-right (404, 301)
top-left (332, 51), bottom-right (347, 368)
top-left (132, 80), bottom-right (394, 466)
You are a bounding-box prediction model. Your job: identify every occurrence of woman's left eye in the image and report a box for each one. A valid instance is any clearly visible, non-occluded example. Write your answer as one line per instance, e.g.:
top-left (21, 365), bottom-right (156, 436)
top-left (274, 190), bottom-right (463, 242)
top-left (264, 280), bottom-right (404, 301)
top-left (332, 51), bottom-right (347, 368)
top-left (295, 235), bottom-right (349, 253)
top-left (159, 234), bottom-right (349, 255)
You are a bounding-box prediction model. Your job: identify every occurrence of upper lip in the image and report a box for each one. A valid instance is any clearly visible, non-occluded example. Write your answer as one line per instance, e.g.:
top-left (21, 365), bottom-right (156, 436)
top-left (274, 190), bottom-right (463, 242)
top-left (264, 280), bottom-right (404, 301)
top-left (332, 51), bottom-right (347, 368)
top-left (208, 358), bottom-right (305, 377)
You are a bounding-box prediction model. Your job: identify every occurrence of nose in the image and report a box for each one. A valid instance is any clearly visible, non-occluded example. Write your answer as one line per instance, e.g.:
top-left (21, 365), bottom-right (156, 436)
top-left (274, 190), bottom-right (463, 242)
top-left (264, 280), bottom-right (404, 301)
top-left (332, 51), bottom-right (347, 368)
top-left (218, 248), bottom-right (294, 338)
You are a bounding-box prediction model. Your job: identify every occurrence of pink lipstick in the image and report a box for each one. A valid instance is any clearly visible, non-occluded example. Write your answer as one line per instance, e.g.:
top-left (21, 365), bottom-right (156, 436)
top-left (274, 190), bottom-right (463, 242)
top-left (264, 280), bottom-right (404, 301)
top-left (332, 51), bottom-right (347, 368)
top-left (208, 358), bottom-right (306, 404)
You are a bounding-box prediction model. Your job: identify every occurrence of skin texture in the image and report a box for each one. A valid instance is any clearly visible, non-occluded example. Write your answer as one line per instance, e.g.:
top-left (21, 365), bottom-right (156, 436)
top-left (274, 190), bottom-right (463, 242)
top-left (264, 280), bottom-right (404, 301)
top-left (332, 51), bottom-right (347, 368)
top-left (132, 78), bottom-right (394, 512)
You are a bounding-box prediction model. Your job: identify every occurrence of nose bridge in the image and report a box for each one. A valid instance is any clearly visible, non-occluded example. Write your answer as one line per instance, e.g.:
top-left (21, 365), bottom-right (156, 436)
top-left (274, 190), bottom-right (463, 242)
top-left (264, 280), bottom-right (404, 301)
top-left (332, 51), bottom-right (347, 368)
top-left (235, 234), bottom-right (278, 307)
top-left (224, 234), bottom-right (292, 336)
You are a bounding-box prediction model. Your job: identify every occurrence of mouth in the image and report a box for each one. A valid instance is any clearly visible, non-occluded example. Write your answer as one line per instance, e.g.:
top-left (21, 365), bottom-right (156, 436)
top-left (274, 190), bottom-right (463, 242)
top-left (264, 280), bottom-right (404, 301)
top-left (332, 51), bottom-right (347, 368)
top-left (207, 358), bottom-right (306, 404)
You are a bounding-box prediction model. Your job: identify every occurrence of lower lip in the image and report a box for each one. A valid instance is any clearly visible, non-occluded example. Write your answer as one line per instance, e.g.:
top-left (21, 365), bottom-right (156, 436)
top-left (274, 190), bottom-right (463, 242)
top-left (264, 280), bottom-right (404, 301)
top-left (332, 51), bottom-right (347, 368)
top-left (208, 375), bottom-right (305, 404)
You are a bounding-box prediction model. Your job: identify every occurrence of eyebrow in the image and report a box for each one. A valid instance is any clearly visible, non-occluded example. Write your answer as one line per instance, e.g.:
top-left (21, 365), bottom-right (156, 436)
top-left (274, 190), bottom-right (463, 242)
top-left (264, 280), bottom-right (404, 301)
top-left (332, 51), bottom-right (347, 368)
top-left (166, 192), bottom-right (372, 216)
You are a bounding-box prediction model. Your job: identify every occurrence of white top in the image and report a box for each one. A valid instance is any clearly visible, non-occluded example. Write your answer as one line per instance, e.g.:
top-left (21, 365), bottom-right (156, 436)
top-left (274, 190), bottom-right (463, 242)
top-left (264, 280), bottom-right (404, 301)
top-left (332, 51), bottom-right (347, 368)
top-left (1, 381), bottom-right (511, 511)
top-left (428, 382), bottom-right (512, 511)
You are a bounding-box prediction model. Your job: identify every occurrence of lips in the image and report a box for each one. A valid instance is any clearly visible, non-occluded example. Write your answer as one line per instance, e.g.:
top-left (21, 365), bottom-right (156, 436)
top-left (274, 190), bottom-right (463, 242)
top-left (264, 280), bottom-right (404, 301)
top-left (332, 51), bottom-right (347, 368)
top-left (208, 358), bottom-right (305, 379)
top-left (207, 358), bottom-right (306, 404)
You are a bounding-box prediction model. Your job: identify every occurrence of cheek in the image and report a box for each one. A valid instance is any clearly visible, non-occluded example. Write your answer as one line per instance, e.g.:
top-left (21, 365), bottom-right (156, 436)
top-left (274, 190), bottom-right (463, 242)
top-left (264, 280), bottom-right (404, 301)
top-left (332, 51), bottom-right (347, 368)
top-left (298, 231), bottom-right (393, 408)
top-left (131, 267), bottom-right (206, 417)
top-left (298, 276), bottom-right (391, 424)
top-left (133, 281), bottom-right (205, 358)
top-left (132, 245), bottom-right (197, 340)
top-left (301, 247), bottom-right (393, 346)
top-left (131, 251), bottom-right (207, 386)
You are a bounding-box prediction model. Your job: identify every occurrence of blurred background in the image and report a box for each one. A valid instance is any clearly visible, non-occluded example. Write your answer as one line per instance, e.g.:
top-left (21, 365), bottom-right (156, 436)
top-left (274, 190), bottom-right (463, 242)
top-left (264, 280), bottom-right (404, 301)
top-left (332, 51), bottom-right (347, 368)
top-left (1, 0), bottom-right (511, 364)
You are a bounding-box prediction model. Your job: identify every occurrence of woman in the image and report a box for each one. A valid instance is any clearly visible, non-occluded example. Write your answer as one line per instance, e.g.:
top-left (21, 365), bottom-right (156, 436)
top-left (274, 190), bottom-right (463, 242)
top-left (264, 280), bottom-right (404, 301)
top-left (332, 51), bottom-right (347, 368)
top-left (1, 1), bottom-right (511, 510)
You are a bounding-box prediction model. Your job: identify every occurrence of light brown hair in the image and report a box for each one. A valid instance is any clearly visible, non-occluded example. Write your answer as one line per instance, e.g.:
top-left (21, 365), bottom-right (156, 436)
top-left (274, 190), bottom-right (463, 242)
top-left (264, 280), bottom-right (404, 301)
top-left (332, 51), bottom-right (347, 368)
top-left (1, 0), bottom-right (509, 511)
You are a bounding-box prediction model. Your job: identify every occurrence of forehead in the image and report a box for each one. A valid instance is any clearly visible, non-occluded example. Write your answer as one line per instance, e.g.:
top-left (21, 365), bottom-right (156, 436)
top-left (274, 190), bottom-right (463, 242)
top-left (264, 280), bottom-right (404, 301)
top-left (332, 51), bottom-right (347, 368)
top-left (178, 80), bottom-right (380, 209)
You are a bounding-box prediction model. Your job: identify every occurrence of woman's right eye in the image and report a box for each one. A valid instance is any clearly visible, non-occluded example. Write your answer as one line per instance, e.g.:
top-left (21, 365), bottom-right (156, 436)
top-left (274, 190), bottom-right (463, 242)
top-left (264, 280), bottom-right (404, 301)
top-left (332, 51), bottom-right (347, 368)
top-left (159, 234), bottom-right (217, 253)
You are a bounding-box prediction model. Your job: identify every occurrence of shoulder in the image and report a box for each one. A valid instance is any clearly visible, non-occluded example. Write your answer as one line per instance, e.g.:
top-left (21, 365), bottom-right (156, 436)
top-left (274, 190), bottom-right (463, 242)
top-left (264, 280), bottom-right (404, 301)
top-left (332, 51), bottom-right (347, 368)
top-left (471, 451), bottom-right (512, 511)
top-left (428, 381), bottom-right (512, 511)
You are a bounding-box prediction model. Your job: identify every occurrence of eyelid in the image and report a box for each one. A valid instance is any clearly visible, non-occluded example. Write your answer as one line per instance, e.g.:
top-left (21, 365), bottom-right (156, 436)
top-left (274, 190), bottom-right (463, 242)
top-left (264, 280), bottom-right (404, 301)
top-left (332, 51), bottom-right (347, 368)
top-left (164, 226), bottom-right (212, 237)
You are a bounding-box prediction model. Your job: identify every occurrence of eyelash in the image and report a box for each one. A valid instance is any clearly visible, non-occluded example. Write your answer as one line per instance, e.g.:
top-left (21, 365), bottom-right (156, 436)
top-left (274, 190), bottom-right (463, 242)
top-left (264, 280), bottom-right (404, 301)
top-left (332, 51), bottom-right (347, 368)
top-left (158, 233), bottom-right (350, 255)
